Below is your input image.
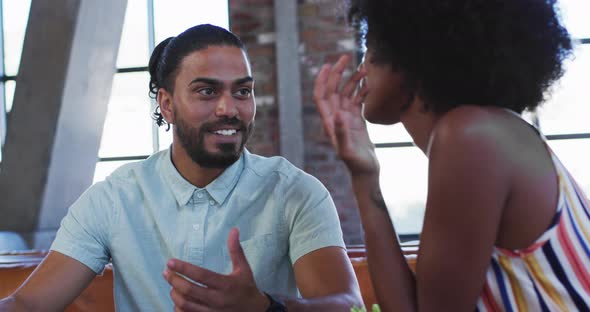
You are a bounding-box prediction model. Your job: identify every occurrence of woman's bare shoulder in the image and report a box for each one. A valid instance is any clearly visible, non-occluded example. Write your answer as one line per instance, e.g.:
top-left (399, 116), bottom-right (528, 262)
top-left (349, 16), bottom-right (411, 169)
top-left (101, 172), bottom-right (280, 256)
top-left (431, 105), bottom-right (514, 152)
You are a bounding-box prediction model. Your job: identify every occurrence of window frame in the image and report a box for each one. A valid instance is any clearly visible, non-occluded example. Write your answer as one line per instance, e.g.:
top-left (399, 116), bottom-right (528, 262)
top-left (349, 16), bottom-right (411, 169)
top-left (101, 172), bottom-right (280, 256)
top-left (0, 0), bottom-right (163, 166)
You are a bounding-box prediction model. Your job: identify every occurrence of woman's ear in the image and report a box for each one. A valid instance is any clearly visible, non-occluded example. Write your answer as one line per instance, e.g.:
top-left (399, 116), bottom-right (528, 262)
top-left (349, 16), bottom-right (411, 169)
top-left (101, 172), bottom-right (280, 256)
top-left (157, 88), bottom-right (174, 125)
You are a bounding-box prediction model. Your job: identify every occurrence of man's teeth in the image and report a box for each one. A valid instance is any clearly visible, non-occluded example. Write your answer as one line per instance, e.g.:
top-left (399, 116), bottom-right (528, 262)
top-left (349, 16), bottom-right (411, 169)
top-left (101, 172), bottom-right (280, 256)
top-left (213, 129), bottom-right (237, 136)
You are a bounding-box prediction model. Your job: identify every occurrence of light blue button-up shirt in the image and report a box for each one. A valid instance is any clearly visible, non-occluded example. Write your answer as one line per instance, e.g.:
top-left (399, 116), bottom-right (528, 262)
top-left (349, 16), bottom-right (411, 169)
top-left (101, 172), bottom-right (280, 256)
top-left (51, 149), bottom-right (345, 311)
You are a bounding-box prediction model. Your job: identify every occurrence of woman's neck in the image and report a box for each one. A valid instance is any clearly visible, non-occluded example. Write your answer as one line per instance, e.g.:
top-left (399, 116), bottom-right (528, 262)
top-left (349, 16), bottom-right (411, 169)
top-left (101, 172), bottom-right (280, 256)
top-left (400, 98), bottom-right (439, 155)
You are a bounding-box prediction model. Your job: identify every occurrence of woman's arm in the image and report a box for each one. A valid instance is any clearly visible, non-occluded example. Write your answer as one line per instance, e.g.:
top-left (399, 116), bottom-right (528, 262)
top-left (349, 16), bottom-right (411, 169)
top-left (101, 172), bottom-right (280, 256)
top-left (415, 108), bottom-right (510, 311)
top-left (351, 173), bottom-right (417, 312)
top-left (353, 109), bottom-right (510, 311)
top-left (313, 54), bottom-right (510, 311)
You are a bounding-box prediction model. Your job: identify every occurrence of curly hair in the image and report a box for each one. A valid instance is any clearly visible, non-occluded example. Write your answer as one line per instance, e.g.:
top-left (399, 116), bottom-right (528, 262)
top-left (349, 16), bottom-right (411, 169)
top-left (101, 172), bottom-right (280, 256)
top-left (348, 0), bottom-right (573, 114)
top-left (148, 24), bottom-right (246, 129)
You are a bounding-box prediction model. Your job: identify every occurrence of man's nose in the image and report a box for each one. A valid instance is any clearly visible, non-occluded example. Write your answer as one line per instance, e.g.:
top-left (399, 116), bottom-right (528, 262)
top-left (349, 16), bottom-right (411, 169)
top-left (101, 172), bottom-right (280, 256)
top-left (215, 94), bottom-right (239, 118)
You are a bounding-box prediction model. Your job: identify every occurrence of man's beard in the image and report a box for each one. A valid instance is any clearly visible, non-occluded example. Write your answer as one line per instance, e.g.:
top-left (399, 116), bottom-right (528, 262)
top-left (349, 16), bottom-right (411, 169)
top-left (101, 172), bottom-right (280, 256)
top-left (174, 113), bottom-right (253, 169)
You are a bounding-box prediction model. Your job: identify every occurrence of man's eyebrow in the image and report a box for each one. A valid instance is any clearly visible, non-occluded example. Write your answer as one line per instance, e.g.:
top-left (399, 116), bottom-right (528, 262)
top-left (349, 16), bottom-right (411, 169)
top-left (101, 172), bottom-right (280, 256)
top-left (234, 76), bottom-right (254, 85)
top-left (188, 77), bottom-right (254, 87)
top-left (188, 77), bottom-right (223, 87)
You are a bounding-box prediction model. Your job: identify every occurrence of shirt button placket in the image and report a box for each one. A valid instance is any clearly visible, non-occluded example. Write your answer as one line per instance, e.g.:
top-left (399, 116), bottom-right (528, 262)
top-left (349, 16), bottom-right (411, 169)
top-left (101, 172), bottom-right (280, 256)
top-left (189, 190), bottom-right (207, 265)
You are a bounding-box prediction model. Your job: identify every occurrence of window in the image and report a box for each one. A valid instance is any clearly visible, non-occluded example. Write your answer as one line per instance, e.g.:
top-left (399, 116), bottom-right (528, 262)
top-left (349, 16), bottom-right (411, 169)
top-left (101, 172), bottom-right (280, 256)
top-left (96, 0), bottom-right (229, 183)
top-left (0, 0), bottom-right (229, 178)
top-left (0, 1), bottom-right (31, 163)
top-left (367, 0), bottom-right (590, 237)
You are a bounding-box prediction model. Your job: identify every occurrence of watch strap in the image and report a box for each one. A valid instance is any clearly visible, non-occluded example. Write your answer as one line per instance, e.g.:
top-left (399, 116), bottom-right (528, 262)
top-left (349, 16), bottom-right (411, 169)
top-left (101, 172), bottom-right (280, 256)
top-left (264, 292), bottom-right (287, 312)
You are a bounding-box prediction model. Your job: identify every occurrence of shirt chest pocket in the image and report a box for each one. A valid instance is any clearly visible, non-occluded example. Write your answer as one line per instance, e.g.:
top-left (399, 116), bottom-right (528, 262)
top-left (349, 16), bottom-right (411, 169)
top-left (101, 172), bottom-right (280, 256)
top-left (223, 233), bottom-right (286, 286)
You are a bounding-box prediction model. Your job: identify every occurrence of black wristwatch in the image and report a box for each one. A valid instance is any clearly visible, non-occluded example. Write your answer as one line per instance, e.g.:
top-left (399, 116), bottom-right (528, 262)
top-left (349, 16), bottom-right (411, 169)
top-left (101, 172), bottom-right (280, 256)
top-left (264, 292), bottom-right (287, 312)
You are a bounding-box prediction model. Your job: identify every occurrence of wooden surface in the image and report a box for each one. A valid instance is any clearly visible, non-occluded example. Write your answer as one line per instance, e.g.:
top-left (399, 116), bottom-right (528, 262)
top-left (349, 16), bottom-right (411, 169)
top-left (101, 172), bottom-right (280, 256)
top-left (0, 251), bottom-right (115, 312)
top-left (1, 246), bottom-right (419, 310)
top-left (351, 252), bottom-right (417, 307)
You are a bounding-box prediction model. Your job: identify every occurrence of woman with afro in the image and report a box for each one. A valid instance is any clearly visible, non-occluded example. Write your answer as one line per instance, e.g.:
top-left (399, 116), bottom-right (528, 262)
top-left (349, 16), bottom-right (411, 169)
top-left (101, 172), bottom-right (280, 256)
top-left (314, 0), bottom-right (589, 310)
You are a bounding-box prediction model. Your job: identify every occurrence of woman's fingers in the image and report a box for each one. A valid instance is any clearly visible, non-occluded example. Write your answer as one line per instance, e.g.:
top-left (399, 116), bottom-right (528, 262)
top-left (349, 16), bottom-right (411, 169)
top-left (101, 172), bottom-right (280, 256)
top-left (313, 64), bottom-right (336, 140)
top-left (325, 55), bottom-right (351, 97)
top-left (313, 54), bottom-right (367, 152)
top-left (352, 83), bottom-right (369, 110)
top-left (342, 68), bottom-right (366, 98)
top-left (340, 71), bottom-right (366, 112)
top-left (313, 64), bottom-right (331, 102)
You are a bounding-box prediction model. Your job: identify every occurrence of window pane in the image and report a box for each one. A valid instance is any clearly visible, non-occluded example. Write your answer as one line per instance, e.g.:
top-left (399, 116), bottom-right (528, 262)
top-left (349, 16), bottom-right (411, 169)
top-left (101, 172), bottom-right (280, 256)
top-left (547, 139), bottom-right (590, 196)
top-left (93, 160), bottom-right (140, 183)
top-left (158, 125), bottom-right (173, 151)
top-left (558, 0), bottom-right (590, 39)
top-left (99, 72), bottom-right (153, 157)
top-left (538, 44), bottom-right (590, 135)
top-left (376, 147), bottom-right (428, 235)
top-left (116, 0), bottom-right (149, 68)
top-left (0, 82), bottom-right (4, 159)
top-left (367, 123), bottom-right (413, 144)
top-left (2, 0), bottom-right (31, 76)
top-left (4, 80), bottom-right (14, 112)
top-left (153, 0), bottom-right (229, 42)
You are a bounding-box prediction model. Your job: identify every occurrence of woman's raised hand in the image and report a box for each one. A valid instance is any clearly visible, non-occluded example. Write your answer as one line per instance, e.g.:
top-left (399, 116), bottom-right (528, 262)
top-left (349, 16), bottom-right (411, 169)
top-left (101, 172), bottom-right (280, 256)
top-left (313, 54), bottom-right (379, 176)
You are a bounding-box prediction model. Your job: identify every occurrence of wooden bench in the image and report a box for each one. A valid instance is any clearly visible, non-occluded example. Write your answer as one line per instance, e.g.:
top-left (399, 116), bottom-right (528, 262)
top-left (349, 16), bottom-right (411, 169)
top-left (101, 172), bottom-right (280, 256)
top-left (1, 246), bottom-right (418, 310)
top-left (349, 245), bottom-right (418, 307)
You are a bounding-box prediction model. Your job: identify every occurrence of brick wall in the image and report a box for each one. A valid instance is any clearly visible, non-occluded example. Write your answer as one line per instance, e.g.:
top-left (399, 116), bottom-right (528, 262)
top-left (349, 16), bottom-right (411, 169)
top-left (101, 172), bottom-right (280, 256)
top-left (230, 0), bottom-right (280, 157)
top-left (229, 0), bottom-right (363, 244)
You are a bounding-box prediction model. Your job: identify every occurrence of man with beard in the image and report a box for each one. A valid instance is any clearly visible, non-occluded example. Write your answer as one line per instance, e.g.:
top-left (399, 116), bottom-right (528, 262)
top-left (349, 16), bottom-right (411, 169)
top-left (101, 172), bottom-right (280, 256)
top-left (0, 25), bottom-right (362, 312)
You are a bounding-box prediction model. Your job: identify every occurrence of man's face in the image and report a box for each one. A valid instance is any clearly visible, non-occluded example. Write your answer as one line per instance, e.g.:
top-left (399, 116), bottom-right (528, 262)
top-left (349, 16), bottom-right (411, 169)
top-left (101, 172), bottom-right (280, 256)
top-left (163, 45), bottom-right (256, 168)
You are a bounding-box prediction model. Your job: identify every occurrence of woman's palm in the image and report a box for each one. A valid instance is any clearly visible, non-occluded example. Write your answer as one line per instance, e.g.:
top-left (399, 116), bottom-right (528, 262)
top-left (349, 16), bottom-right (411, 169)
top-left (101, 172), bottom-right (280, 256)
top-left (314, 55), bottom-right (379, 175)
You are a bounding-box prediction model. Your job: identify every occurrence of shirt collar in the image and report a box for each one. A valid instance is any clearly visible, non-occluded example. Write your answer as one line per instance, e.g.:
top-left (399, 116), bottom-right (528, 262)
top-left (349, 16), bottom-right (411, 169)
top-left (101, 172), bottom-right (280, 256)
top-left (205, 151), bottom-right (244, 206)
top-left (160, 148), bottom-right (245, 207)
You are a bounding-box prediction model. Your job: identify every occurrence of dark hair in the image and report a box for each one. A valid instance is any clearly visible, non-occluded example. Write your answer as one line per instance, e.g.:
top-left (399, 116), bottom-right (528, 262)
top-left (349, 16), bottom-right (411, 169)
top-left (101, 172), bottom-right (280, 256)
top-left (149, 24), bottom-right (246, 128)
top-left (349, 0), bottom-right (573, 114)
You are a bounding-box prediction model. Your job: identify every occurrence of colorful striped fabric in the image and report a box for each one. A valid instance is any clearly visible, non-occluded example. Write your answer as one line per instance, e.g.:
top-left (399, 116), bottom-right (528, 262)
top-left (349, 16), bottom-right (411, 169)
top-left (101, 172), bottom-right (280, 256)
top-left (476, 148), bottom-right (590, 312)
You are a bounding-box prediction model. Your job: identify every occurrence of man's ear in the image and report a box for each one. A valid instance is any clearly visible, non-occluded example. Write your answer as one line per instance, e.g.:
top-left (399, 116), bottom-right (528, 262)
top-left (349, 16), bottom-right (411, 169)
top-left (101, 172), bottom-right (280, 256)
top-left (157, 88), bottom-right (174, 125)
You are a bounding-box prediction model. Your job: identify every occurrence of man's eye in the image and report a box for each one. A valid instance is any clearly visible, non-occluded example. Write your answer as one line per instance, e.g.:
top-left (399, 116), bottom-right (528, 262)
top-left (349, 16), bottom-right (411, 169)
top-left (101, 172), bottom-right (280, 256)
top-left (198, 88), bottom-right (215, 96)
top-left (235, 88), bottom-right (251, 97)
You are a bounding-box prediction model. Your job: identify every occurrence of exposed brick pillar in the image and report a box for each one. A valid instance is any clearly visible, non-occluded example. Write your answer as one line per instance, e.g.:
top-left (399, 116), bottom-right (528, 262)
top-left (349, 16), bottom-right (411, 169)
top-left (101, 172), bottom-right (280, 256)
top-left (229, 0), bottom-right (280, 157)
top-left (298, 1), bottom-right (362, 244)
top-left (229, 0), bottom-right (363, 244)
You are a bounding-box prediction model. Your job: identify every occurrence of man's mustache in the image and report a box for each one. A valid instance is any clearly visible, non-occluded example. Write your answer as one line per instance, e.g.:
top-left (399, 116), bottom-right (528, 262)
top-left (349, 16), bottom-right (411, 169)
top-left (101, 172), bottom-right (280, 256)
top-left (200, 118), bottom-right (248, 133)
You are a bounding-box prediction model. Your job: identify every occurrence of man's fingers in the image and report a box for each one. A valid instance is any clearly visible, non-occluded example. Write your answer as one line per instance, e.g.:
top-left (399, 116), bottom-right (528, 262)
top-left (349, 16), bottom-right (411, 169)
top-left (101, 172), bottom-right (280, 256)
top-left (163, 269), bottom-right (211, 301)
top-left (227, 228), bottom-right (252, 277)
top-left (166, 258), bottom-right (225, 289)
top-left (170, 288), bottom-right (211, 312)
top-left (325, 54), bottom-right (351, 96)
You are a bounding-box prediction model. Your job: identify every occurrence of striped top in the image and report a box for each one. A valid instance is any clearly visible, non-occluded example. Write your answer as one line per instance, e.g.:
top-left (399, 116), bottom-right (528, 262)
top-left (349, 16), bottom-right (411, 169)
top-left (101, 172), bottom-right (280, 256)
top-left (476, 146), bottom-right (590, 311)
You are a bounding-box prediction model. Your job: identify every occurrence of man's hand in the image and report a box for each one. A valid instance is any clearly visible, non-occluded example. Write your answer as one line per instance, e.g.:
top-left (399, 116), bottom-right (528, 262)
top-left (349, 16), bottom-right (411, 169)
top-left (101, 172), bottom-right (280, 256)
top-left (313, 54), bottom-right (379, 177)
top-left (163, 228), bottom-right (270, 312)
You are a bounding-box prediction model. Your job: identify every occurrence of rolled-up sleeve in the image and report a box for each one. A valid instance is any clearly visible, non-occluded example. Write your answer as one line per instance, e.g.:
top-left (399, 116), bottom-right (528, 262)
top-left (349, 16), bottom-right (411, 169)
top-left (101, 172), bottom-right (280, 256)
top-left (285, 172), bottom-right (346, 264)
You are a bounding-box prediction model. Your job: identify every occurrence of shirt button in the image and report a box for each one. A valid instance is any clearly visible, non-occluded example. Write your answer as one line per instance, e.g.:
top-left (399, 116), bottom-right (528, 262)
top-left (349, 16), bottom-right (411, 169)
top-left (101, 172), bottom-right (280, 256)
top-left (209, 200), bottom-right (215, 205)
top-left (196, 192), bottom-right (203, 198)
top-left (193, 224), bottom-right (200, 231)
